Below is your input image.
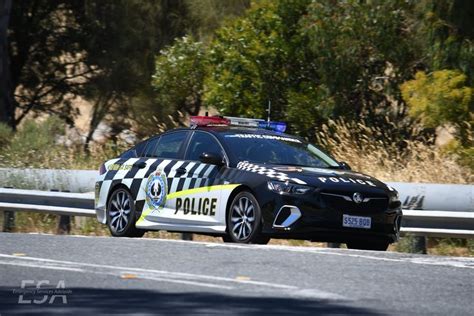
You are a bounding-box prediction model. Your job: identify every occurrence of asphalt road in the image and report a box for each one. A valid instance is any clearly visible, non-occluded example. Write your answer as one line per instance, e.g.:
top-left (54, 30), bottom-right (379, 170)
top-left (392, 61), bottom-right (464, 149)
top-left (0, 233), bottom-right (472, 315)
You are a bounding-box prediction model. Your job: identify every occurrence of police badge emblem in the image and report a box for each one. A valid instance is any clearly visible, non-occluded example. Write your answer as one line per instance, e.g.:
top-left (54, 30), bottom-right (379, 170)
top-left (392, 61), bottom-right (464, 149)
top-left (145, 170), bottom-right (167, 209)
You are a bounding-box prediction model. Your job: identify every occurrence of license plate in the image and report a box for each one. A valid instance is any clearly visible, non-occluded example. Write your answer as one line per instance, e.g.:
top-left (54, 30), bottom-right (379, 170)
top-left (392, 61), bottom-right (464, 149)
top-left (342, 214), bottom-right (371, 229)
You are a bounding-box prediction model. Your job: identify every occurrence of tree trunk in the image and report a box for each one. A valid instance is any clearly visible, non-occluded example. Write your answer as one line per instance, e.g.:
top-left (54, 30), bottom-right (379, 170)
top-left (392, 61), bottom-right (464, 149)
top-left (0, 4), bottom-right (15, 232)
top-left (83, 94), bottom-right (113, 154)
top-left (0, 0), bottom-right (14, 129)
top-left (84, 126), bottom-right (95, 155)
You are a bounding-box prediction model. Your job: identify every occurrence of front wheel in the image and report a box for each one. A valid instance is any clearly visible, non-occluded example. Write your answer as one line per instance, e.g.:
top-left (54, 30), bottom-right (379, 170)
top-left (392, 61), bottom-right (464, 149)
top-left (223, 191), bottom-right (270, 244)
top-left (107, 188), bottom-right (145, 238)
top-left (346, 240), bottom-right (389, 251)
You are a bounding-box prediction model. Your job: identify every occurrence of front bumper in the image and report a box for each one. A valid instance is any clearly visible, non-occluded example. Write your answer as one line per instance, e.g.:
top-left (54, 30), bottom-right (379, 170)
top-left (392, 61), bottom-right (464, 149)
top-left (260, 192), bottom-right (402, 244)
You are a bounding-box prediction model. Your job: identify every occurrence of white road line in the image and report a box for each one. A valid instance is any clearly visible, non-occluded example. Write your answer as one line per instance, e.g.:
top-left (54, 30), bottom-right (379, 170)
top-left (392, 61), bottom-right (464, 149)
top-left (0, 254), bottom-right (296, 289)
top-left (292, 289), bottom-right (347, 301)
top-left (134, 275), bottom-right (233, 290)
top-left (0, 254), bottom-right (345, 300)
top-left (0, 257), bottom-right (232, 290)
top-left (0, 261), bottom-right (85, 272)
top-left (167, 239), bottom-right (474, 269)
top-left (14, 234), bottom-right (474, 269)
top-left (213, 243), bottom-right (474, 269)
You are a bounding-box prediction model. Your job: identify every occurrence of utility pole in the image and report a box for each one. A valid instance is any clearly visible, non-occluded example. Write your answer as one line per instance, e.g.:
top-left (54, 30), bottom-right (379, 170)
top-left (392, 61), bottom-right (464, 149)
top-left (0, 0), bottom-right (15, 232)
top-left (266, 100), bottom-right (271, 122)
top-left (0, 0), bottom-right (14, 128)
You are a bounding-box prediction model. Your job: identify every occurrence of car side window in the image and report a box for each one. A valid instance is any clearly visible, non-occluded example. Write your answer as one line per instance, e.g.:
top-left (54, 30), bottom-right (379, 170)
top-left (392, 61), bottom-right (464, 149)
top-left (185, 131), bottom-right (223, 161)
top-left (143, 137), bottom-right (160, 158)
top-left (134, 141), bottom-right (147, 157)
top-left (122, 140), bottom-right (148, 158)
top-left (120, 149), bottom-right (136, 159)
top-left (153, 132), bottom-right (188, 159)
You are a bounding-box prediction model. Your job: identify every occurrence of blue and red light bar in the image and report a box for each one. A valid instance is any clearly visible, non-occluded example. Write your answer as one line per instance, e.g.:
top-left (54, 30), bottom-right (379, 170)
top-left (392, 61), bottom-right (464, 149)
top-left (190, 116), bottom-right (230, 127)
top-left (190, 115), bottom-right (286, 133)
top-left (257, 120), bottom-right (287, 133)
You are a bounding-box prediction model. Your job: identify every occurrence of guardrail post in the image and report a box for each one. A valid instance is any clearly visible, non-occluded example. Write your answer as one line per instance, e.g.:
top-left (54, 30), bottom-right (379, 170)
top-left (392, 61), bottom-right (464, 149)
top-left (181, 233), bottom-right (193, 241)
top-left (57, 215), bottom-right (71, 235)
top-left (410, 236), bottom-right (427, 254)
top-left (50, 190), bottom-right (72, 235)
top-left (2, 210), bottom-right (15, 232)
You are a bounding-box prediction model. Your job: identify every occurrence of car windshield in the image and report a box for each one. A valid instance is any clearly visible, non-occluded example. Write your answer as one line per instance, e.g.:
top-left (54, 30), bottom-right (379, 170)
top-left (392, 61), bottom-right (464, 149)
top-left (222, 132), bottom-right (340, 168)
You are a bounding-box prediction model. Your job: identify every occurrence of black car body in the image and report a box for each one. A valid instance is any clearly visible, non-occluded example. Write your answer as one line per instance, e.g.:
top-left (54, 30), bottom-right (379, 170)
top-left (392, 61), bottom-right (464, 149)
top-left (95, 121), bottom-right (402, 250)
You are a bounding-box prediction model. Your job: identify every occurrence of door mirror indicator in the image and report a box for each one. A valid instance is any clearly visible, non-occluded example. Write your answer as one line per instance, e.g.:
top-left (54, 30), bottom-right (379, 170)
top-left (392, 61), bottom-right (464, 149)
top-left (339, 161), bottom-right (351, 170)
top-left (134, 161), bottom-right (147, 169)
top-left (199, 152), bottom-right (224, 166)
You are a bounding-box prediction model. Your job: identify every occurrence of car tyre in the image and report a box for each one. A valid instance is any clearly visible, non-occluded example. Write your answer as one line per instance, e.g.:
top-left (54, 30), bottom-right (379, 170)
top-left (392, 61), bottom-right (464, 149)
top-left (107, 187), bottom-right (145, 238)
top-left (223, 191), bottom-right (270, 244)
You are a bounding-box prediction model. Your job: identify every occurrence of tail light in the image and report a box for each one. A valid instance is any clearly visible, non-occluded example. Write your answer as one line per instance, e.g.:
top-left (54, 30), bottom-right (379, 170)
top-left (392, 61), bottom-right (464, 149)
top-left (190, 116), bottom-right (230, 127)
top-left (99, 163), bottom-right (107, 175)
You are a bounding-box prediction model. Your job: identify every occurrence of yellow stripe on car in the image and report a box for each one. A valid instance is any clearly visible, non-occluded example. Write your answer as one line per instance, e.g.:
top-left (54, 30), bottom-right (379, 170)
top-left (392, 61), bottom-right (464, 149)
top-left (167, 184), bottom-right (239, 200)
top-left (137, 184), bottom-right (240, 224)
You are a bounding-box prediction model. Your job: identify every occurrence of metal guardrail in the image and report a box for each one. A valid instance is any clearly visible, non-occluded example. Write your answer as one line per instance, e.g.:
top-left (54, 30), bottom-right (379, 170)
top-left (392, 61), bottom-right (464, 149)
top-left (0, 189), bottom-right (95, 218)
top-left (0, 168), bottom-right (473, 239)
top-left (389, 182), bottom-right (473, 212)
top-left (400, 210), bottom-right (474, 238)
top-left (0, 187), bottom-right (473, 239)
top-left (389, 181), bottom-right (473, 239)
top-left (0, 168), bottom-right (97, 193)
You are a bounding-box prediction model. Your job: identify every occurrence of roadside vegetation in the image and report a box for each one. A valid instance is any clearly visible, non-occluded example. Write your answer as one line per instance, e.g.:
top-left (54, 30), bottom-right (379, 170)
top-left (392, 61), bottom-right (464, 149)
top-left (0, 1), bottom-right (472, 256)
top-left (0, 117), bottom-right (472, 256)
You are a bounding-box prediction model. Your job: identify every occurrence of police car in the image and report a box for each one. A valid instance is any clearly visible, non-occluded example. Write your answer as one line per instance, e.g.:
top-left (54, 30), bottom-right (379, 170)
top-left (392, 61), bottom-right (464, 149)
top-left (95, 116), bottom-right (402, 250)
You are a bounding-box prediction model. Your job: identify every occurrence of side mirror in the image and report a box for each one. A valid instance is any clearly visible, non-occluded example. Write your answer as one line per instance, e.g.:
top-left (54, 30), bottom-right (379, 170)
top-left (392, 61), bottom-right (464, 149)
top-left (339, 161), bottom-right (351, 170)
top-left (199, 152), bottom-right (224, 166)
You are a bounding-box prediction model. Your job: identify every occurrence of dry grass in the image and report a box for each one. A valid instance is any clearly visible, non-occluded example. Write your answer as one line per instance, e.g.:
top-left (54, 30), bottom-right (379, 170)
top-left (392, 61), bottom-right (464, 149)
top-left (1, 117), bottom-right (472, 255)
top-left (316, 118), bottom-right (473, 184)
top-left (0, 142), bottom-right (128, 170)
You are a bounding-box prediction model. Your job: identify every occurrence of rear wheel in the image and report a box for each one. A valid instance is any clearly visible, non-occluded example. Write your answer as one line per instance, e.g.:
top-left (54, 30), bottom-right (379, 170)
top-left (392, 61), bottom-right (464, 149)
top-left (223, 191), bottom-right (270, 244)
top-left (107, 188), bottom-right (145, 238)
top-left (346, 240), bottom-right (389, 251)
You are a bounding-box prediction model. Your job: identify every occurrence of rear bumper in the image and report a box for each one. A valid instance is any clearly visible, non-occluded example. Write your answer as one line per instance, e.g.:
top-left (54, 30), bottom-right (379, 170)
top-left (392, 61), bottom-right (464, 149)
top-left (95, 181), bottom-right (107, 224)
top-left (95, 206), bottom-right (106, 224)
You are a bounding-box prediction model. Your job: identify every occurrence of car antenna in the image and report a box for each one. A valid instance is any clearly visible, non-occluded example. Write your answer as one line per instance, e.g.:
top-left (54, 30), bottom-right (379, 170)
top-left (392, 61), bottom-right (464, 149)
top-left (266, 100), bottom-right (271, 123)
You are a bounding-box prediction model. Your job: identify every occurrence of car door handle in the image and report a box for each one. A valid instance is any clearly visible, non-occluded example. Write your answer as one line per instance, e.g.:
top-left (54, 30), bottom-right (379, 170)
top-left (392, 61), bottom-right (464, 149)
top-left (134, 161), bottom-right (147, 169)
top-left (175, 167), bottom-right (187, 175)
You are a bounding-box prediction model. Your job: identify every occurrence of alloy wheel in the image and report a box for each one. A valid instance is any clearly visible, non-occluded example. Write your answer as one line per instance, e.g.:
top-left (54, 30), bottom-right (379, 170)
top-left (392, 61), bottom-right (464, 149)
top-left (230, 196), bottom-right (256, 241)
top-left (109, 190), bottom-right (132, 233)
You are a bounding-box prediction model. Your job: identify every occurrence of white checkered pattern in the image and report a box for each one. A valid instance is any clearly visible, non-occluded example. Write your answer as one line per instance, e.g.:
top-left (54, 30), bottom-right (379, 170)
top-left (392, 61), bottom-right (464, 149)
top-left (236, 161), bottom-right (307, 185)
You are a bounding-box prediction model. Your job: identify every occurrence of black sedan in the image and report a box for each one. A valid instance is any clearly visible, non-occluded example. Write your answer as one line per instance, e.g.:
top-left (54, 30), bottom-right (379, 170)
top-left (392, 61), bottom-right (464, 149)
top-left (95, 116), bottom-right (402, 250)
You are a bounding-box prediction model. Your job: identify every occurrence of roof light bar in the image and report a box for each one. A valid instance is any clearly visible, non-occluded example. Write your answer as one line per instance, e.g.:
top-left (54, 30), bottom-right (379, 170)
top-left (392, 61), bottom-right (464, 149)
top-left (258, 121), bottom-right (287, 133)
top-left (225, 116), bottom-right (264, 128)
top-left (189, 115), bottom-right (286, 132)
top-left (224, 116), bottom-right (286, 132)
top-left (190, 116), bottom-right (230, 127)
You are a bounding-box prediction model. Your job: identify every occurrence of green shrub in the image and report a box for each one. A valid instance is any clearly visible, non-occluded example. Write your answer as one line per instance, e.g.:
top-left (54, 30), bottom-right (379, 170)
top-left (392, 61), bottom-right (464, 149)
top-left (0, 123), bottom-right (13, 148)
top-left (0, 117), bottom-right (66, 168)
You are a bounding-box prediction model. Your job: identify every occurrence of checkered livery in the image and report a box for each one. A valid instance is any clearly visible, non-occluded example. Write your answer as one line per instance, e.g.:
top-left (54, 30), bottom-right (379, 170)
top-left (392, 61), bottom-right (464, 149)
top-left (97, 156), bottom-right (314, 229)
top-left (236, 161), bottom-right (307, 185)
top-left (96, 158), bottom-right (243, 213)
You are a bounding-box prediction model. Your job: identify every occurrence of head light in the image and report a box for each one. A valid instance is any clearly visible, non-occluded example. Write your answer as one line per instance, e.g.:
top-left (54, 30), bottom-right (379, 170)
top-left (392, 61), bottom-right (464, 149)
top-left (267, 181), bottom-right (311, 195)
